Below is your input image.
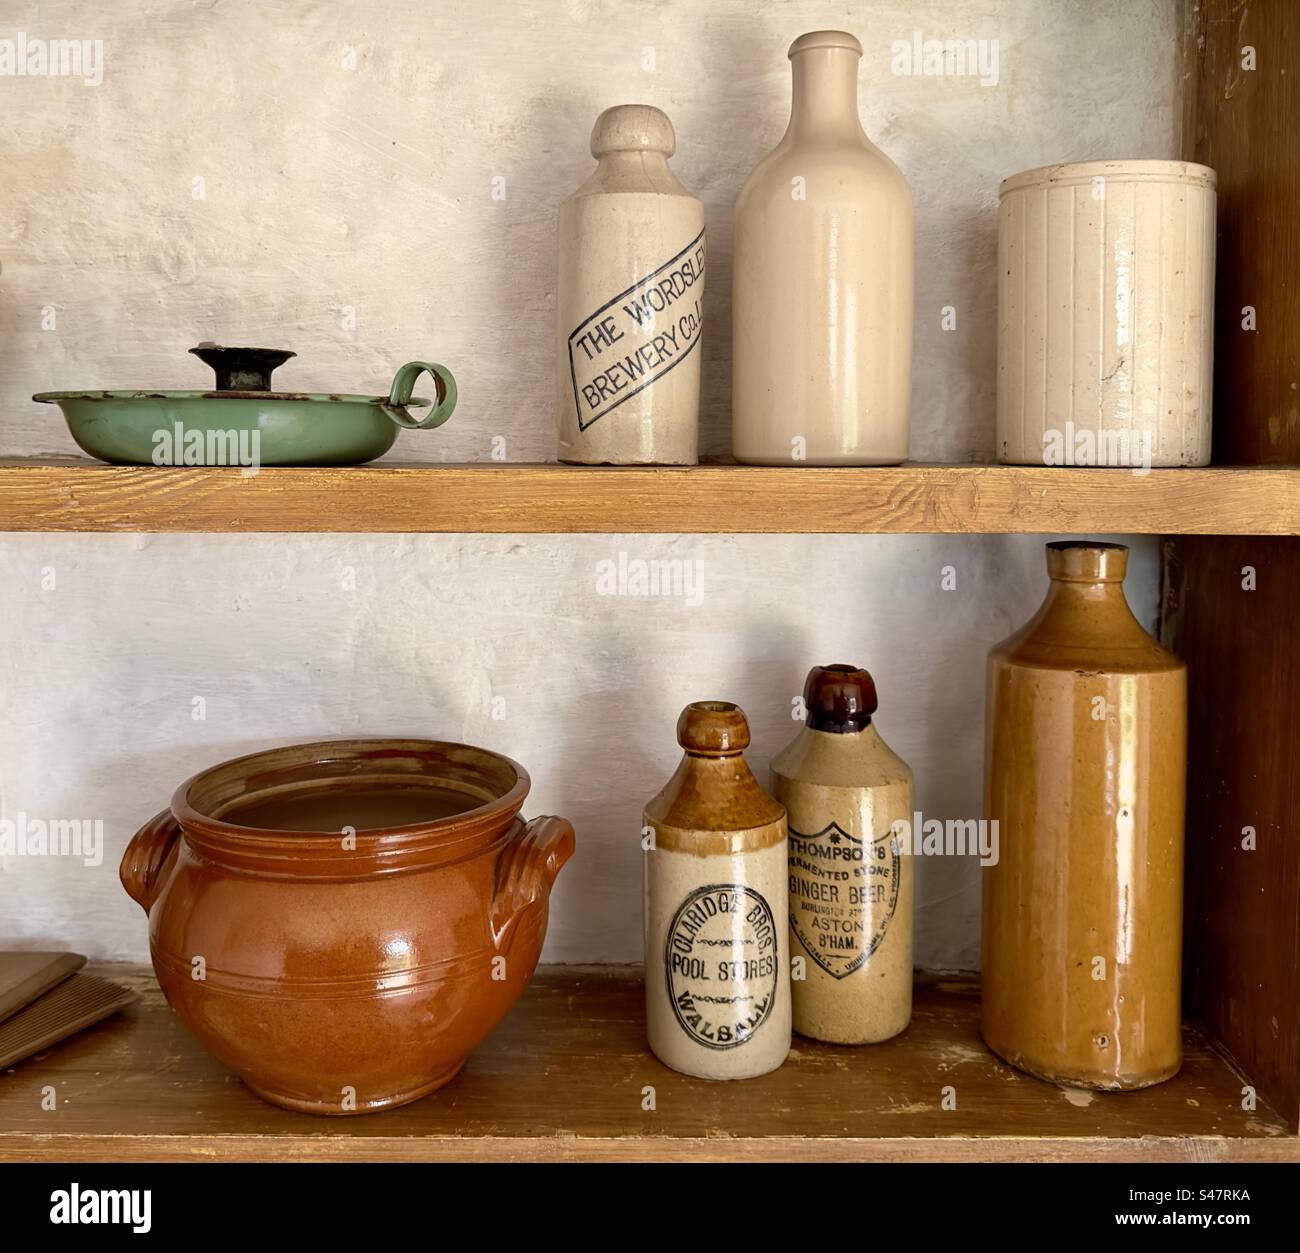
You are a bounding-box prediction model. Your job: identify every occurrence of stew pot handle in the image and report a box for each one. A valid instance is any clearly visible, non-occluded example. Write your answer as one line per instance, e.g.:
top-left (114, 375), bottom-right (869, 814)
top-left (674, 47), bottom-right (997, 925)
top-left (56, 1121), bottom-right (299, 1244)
top-left (120, 809), bottom-right (182, 914)
top-left (490, 815), bottom-right (576, 954)
top-left (380, 361), bottom-right (458, 430)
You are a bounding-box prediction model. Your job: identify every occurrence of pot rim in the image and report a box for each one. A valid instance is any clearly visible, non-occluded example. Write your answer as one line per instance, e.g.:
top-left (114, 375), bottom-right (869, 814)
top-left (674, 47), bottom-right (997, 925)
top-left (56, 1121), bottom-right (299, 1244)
top-left (999, 159), bottom-right (1216, 197)
top-left (170, 737), bottom-right (531, 877)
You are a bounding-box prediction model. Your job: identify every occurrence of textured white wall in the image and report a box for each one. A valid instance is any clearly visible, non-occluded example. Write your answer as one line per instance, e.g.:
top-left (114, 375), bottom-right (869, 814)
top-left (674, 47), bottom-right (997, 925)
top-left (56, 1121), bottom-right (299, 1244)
top-left (0, 0), bottom-right (1179, 968)
top-left (0, 532), bottom-right (1160, 969)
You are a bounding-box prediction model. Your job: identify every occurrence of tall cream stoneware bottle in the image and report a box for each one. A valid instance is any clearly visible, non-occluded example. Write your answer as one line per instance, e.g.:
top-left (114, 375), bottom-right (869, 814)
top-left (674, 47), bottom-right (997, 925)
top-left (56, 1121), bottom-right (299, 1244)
top-left (557, 104), bottom-right (705, 465)
top-left (644, 702), bottom-right (792, 1079)
top-left (982, 542), bottom-right (1187, 1089)
top-left (771, 665), bottom-right (913, 1044)
top-left (732, 31), bottom-right (913, 466)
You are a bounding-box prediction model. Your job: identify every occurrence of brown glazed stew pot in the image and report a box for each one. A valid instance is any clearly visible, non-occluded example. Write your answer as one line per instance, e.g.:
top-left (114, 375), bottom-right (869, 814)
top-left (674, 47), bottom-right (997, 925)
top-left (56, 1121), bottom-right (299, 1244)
top-left (120, 739), bottom-right (574, 1115)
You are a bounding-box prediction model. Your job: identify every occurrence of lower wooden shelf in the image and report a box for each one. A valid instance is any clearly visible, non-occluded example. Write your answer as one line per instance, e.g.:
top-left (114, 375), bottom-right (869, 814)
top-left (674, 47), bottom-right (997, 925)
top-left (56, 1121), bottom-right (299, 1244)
top-left (0, 965), bottom-right (1293, 1162)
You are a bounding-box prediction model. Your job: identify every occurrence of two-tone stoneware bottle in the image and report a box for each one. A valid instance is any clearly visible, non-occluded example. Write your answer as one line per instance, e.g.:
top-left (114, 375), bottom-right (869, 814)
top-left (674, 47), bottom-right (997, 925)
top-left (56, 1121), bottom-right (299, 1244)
top-left (556, 104), bottom-right (705, 465)
top-left (643, 702), bottom-right (791, 1079)
top-left (771, 665), bottom-right (914, 1044)
top-left (982, 542), bottom-right (1187, 1089)
top-left (732, 31), bottom-right (913, 465)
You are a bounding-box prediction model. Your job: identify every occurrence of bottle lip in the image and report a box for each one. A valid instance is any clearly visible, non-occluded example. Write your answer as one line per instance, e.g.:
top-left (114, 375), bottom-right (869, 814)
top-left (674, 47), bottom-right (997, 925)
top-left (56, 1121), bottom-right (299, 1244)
top-left (803, 663), bottom-right (877, 733)
top-left (677, 701), bottom-right (751, 755)
top-left (590, 103), bottom-right (676, 159)
top-left (1046, 541), bottom-right (1129, 583)
top-left (788, 30), bottom-right (863, 59)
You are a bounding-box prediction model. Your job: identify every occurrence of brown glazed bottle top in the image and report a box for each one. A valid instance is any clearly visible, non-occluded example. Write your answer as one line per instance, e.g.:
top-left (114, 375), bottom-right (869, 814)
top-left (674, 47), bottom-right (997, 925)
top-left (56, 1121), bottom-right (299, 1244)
top-left (677, 701), bottom-right (750, 756)
top-left (1047, 541), bottom-right (1129, 583)
top-left (803, 664), bottom-right (878, 733)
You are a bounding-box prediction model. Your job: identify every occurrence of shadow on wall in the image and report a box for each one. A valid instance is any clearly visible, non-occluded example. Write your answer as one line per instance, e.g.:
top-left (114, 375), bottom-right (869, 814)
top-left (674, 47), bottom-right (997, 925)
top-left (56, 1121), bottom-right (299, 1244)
top-left (692, 18), bottom-right (775, 459)
top-left (545, 597), bottom-right (816, 963)
top-left (495, 17), bottom-right (780, 465)
top-left (478, 89), bottom-right (594, 464)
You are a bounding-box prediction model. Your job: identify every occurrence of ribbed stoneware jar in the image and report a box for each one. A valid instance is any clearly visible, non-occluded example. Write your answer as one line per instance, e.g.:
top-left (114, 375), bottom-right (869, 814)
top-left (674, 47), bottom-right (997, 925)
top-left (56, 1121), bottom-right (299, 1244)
top-left (643, 702), bottom-right (791, 1079)
top-left (981, 543), bottom-right (1186, 1089)
top-left (997, 160), bottom-right (1216, 467)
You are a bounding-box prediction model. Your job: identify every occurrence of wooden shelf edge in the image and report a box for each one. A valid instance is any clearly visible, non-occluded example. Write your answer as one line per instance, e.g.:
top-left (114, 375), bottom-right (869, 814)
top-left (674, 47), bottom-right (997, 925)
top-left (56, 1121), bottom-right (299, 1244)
top-left (0, 461), bottom-right (1295, 535)
top-left (0, 1133), bottom-right (1294, 1165)
top-left (0, 964), bottom-right (1293, 1163)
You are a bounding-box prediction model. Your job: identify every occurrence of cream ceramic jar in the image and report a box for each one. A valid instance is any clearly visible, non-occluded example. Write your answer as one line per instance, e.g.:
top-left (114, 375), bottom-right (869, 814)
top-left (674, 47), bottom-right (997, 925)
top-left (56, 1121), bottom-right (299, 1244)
top-left (997, 160), bottom-right (1216, 467)
top-left (644, 702), bottom-right (791, 1079)
top-left (772, 665), bottom-right (913, 1044)
top-left (732, 31), bottom-right (913, 466)
top-left (556, 104), bottom-right (704, 465)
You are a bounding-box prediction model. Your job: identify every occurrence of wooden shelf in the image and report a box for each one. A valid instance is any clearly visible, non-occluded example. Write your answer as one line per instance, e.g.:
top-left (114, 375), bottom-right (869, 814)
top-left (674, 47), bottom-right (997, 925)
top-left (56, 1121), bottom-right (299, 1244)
top-left (0, 965), bottom-right (1293, 1162)
top-left (0, 459), bottom-right (1296, 535)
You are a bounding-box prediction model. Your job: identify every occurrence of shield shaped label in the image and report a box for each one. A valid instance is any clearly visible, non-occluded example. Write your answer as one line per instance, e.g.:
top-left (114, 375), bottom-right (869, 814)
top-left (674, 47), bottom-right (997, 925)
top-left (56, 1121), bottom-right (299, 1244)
top-left (788, 821), bottom-right (901, 979)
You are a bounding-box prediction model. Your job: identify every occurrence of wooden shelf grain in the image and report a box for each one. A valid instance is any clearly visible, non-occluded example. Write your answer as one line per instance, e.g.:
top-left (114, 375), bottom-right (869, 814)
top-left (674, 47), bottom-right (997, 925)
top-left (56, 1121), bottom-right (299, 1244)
top-left (0, 965), bottom-right (1293, 1162)
top-left (0, 459), bottom-right (1296, 535)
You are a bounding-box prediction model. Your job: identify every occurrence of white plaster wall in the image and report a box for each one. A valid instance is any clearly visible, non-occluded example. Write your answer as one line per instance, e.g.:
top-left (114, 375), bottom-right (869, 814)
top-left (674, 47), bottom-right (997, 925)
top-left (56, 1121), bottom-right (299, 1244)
top-left (0, 532), bottom-right (1161, 969)
top-left (0, 0), bottom-right (1179, 968)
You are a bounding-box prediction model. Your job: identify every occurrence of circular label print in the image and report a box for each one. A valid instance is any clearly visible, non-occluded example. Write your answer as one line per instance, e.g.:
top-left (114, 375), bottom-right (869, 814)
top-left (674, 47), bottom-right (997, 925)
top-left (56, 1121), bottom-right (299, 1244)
top-left (664, 883), bottom-right (780, 1050)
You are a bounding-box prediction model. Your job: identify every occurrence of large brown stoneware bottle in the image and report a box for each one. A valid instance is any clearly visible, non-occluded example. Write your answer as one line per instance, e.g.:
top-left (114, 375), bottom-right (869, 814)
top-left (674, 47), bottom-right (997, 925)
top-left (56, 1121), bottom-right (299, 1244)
top-left (982, 542), bottom-right (1186, 1089)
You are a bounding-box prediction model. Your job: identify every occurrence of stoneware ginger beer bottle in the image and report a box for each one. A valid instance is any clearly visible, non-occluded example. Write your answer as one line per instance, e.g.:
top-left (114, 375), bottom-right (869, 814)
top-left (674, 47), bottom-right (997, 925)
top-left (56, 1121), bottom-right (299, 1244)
top-left (644, 702), bottom-right (791, 1078)
top-left (732, 31), bottom-right (913, 465)
top-left (772, 665), bottom-right (914, 1044)
top-left (982, 542), bottom-right (1187, 1089)
top-left (556, 104), bottom-right (705, 465)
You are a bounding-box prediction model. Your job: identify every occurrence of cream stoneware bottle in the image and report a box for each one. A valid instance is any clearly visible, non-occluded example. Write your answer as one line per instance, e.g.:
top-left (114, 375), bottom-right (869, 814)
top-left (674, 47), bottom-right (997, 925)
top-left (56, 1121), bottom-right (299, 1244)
top-left (556, 104), bottom-right (705, 465)
top-left (982, 542), bottom-right (1187, 1089)
top-left (772, 665), bottom-right (914, 1044)
top-left (644, 701), bottom-right (791, 1079)
top-left (732, 31), bottom-right (913, 466)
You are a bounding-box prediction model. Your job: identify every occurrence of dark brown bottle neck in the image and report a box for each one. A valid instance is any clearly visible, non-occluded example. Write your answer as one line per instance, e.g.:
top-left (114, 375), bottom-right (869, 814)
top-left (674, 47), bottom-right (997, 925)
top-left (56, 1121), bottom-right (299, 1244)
top-left (807, 709), bottom-right (870, 734)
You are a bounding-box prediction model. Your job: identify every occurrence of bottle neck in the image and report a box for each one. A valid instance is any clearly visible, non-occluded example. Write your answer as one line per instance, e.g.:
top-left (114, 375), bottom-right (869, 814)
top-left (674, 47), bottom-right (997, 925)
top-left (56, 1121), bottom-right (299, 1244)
top-left (1045, 575), bottom-right (1127, 604)
top-left (787, 48), bottom-right (865, 143)
top-left (599, 149), bottom-right (671, 175)
top-left (806, 712), bottom-right (870, 734)
top-left (590, 148), bottom-right (682, 194)
top-left (1031, 575), bottom-right (1144, 643)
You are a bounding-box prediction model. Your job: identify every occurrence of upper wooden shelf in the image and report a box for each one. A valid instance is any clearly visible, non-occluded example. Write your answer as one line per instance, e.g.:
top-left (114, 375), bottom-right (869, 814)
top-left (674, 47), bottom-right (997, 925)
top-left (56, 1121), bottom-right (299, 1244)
top-left (0, 459), bottom-right (1295, 535)
top-left (0, 965), bottom-right (1291, 1162)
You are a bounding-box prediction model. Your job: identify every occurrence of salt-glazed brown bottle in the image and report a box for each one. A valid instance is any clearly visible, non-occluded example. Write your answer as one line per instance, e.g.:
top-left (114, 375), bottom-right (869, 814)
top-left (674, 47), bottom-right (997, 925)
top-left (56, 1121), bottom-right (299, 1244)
top-left (771, 665), bottom-right (913, 1044)
top-left (643, 702), bottom-right (791, 1079)
top-left (982, 542), bottom-right (1186, 1089)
